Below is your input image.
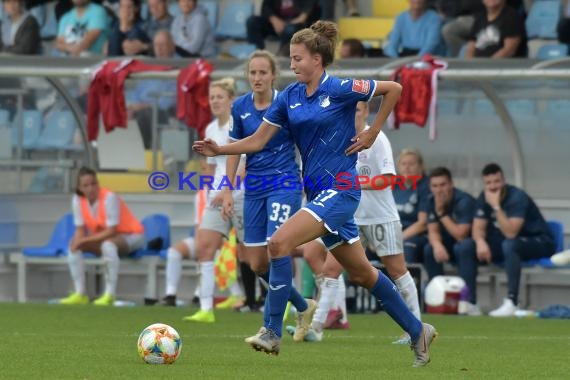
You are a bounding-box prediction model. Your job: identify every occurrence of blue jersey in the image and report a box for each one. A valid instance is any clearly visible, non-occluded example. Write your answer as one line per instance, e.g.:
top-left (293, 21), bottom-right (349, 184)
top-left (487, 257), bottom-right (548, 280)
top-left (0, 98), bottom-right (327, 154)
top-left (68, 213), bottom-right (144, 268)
top-left (474, 184), bottom-right (553, 238)
top-left (230, 90), bottom-right (301, 199)
top-left (263, 73), bottom-right (376, 200)
top-left (427, 188), bottom-right (475, 242)
top-left (393, 175), bottom-right (430, 229)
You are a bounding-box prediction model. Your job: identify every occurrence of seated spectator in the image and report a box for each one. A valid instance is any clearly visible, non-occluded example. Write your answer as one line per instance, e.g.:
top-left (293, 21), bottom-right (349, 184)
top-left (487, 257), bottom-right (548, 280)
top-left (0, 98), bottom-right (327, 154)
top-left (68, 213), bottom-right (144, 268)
top-left (558, 0), bottom-right (570, 45)
top-left (0, 0), bottom-right (41, 54)
top-left (55, 0), bottom-right (109, 57)
top-left (472, 163), bottom-right (555, 317)
top-left (170, 0), bottom-right (215, 58)
top-left (423, 167), bottom-right (480, 315)
top-left (384, 0), bottom-right (444, 58)
top-left (339, 38), bottom-right (365, 58)
top-left (106, 0), bottom-right (149, 56)
top-left (122, 0), bottom-right (172, 56)
top-left (247, 0), bottom-right (320, 57)
top-left (438, 0), bottom-right (485, 57)
top-left (126, 30), bottom-right (177, 149)
top-left (59, 166), bottom-right (145, 306)
top-left (392, 148), bottom-right (429, 264)
top-left (465, 0), bottom-right (527, 58)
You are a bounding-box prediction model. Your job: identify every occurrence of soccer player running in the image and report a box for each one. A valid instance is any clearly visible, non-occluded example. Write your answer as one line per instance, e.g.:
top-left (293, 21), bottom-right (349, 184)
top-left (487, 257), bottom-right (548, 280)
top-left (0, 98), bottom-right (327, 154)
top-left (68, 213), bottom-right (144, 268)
top-left (293, 101), bottom-right (422, 345)
top-left (194, 21), bottom-right (437, 366)
top-left (223, 50), bottom-right (317, 342)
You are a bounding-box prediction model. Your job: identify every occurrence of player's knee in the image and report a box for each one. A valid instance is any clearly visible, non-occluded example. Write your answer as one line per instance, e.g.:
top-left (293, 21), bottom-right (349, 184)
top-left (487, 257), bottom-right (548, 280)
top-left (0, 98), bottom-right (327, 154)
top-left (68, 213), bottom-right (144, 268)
top-left (101, 240), bottom-right (118, 256)
top-left (267, 236), bottom-right (289, 258)
top-left (346, 272), bottom-right (368, 288)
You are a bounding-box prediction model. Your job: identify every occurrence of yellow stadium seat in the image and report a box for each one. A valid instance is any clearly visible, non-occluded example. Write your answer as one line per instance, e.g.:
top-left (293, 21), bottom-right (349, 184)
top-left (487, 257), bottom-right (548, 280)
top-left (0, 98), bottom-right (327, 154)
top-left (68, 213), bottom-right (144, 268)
top-left (338, 17), bottom-right (394, 43)
top-left (98, 172), bottom-right (155, 193)
top-left (144, 150), bottom-right (164, 171)
top-left (372, 0), bottom-right (408, 18)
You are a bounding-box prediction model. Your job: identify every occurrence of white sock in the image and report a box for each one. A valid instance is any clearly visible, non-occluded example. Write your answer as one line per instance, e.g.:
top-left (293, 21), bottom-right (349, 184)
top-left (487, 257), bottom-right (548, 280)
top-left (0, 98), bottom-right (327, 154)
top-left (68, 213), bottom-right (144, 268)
top-left (312, 277), bottom-right (339, 327)
top-left (101, 241), bottom-right (120, 297)
top-left (394, 271), bottom-right (421, 321)
top-left (229, 279), bottom-right (243, 297)
top-left (165, 248), bottom-right (183, 296)
top-left (198, 261), bottom-right (215, 311)
top-left (67, 249), bottom-right (85, 295)
top-left (336, 274), bottom-right (348, 323)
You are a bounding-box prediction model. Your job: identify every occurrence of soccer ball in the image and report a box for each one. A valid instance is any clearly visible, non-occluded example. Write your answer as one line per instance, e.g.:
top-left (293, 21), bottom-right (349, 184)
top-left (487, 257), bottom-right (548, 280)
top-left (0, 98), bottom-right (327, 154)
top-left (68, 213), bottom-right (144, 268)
top-left (137, 323), bottom-right (182, 364)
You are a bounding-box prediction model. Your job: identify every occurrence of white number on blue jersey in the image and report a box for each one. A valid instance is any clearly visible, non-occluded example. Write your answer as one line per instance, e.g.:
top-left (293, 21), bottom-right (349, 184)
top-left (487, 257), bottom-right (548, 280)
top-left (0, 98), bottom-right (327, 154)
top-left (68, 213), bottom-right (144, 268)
top-left (269, 202), bottom-right (292, 223)
top-left (312, 189), bottom-right (338, 207)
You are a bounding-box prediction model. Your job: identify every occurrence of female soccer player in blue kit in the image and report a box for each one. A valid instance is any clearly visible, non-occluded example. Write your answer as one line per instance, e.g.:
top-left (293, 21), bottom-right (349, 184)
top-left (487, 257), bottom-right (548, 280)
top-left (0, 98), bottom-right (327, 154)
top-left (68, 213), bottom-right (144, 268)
top-left (194, 20), bottom-right (437, 366)
top-left (223, 50), bottom-right (317, 343)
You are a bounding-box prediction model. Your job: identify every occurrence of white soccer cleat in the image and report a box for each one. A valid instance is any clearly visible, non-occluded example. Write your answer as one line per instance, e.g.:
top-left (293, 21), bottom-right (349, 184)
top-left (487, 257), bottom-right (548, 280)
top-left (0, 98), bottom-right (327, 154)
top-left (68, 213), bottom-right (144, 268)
top-left (551, 250), bottom-right (570, 266)
top-left (489, 298), bottom-right (518, 317)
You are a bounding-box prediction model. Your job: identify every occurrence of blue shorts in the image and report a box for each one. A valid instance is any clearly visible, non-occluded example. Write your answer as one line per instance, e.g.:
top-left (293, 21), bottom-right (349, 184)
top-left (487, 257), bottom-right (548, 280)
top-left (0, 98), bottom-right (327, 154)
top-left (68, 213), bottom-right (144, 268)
top-left (303, 188), bottom-right (361, 250)
top-left (243, 191), bottom-right (302, 246)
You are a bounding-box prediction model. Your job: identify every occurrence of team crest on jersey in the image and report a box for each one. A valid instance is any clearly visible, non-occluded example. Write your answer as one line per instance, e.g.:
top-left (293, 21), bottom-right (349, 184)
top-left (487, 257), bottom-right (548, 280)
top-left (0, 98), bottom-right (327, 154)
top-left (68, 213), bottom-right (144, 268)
top-left (352, 80), bottom-right (369, 94)
top-left (359, 166), bottom-right (371, 176)
top-left (319, 95), bottom-right (330, 108)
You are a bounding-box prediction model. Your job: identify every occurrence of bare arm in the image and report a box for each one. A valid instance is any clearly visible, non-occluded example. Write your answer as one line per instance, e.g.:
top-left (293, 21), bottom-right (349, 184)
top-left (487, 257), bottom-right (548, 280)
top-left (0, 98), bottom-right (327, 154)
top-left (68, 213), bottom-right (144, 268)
top-left (427, 222), bottom-right (444, 248)
top-left (491, 37), bottom-right (521, 58)
top-left (439, 215), bottom-right (471, 241)
top-left (495, 210), bottom-right (524, 239)
top-left (74, 29), bottom-right (103, 55)
top-left (82, 226), bottom-right (118, 244)
top-left (194, 122), bottom-right (279, 156)
top-left (464, 41), bottom-right (476, 58)
top-left (472, 218), bottom-right (488, 243)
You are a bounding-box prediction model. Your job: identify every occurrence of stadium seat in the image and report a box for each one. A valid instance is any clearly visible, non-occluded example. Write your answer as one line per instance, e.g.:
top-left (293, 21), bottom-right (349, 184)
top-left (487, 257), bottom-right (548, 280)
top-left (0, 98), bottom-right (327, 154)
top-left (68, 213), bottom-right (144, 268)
top-left (130, 213), bottom-right (171, 258)
top-left (372, 0), bottom-right (408, 18)
top-left (525, 0), bottom-right (561, 39)
top-left (537, 44), bottom-right (569, 60)
top-left (22, 213), bottom-right (74, 257)
top-left (36, 111), bottom-right (76, 149)
top-left (11, 110), bottom-right (42, 149)
top-left (228, 43), bottom-right (256, 59)
top-left (0, 109), bottom-right (9, 126)
top-left (215, 1), bottom-right (254, 40)
top-left (200, 0), bottom-right (218, 30)
top-left (338, 17), bottom-right (394, 43)
top-left (26, 167), bottom-right (67, 193)
top-left (525, 220), bottom-right (565, 268)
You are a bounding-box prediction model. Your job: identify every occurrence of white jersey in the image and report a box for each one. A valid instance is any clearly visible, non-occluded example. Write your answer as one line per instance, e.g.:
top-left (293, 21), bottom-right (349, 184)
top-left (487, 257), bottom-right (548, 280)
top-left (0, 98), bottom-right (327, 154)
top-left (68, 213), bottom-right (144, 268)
top-left (354, 129), bottom-right (400, 225)
top-left (72, 192), bottom-right (119, 227)
top-left (204, 118), bottom-right (244, 201)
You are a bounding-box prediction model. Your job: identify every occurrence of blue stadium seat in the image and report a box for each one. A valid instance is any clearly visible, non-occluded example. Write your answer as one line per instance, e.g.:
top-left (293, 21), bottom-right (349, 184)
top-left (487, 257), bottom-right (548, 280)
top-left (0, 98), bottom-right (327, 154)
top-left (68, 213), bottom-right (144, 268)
top-left (525, 0), bottom-right (561, 39)
top-left (201, 1), bottom-right (218, 30)
top-left (11, 110), bottom-right (42, 148)
top-left (27, 167), bottom-right (66, 193)
top-left (228, 43), bottom-right (256, 59)
top-left (36, 111), bottom-right (76, 149)
top-left (130, 214), bottom-right (171, 258)
top-left (537, 44), bottom-right (569, 60)
top-left (22, 213), bottom-right (74, 257)
top-left (0, 109), bottom-right (9, 126)
top-left (524, 220), bottom-right (565, 268)
top-left (216, 1), bottom-right (254, 40)
top-left (140, 2), bottom-right (149, 20)
top-left (168, 2), bottom-right (180, 17)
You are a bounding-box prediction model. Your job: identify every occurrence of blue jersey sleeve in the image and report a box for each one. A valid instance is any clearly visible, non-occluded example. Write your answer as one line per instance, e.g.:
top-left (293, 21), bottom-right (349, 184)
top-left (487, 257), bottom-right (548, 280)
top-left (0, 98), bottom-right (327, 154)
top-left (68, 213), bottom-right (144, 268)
top-left (330, 78), bottom-right (376, 105)
top-left (454, 194), bottom-right (475, 225)
top-left (263, 90), bottom-right (288, 129)
top-left (426, 196), bottom-right (438, 224)
top-left (503, 188), bottom-right (528, 219)
top-left (229, 106), bottom-right (244, 141)
top-left (474, 192), bottom-right (491, 220)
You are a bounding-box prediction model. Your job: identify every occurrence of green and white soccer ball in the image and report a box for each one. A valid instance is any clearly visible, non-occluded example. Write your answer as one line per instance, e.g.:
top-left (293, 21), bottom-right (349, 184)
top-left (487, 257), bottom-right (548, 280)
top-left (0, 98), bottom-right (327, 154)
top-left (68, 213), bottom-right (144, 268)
top-left (137, 323), bottom-right (182, 364)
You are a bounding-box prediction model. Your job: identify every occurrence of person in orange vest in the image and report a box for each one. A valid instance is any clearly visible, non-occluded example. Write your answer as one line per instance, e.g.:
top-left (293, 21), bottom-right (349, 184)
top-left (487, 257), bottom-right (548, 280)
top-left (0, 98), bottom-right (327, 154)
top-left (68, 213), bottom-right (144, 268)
top-left (59, 166), bottom-right (145, 306)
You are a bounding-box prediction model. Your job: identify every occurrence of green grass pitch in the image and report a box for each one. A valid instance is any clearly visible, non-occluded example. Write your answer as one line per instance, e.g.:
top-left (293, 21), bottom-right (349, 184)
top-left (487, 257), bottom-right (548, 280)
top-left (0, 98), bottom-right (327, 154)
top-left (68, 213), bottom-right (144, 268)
top-left (2, 303), bottom-right (569, 379)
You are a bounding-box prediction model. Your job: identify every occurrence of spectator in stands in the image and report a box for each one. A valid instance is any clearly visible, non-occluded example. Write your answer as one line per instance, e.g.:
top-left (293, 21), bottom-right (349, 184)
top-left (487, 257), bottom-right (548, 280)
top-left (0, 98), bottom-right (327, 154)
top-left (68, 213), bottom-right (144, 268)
top-left (59, 166), bottom-right (145, 306)
top-left (339, 38), bottom-right (365, 58)
top-left (246, 0), bottom-right (321, 57)
top-left (472, 163), bottom-right (555, 317)
top-left (558, 0), bottom-right (570, 46)
top-left (0, 0), bottom-right (41, 54)
top-left (393, 148), bottom-right (429, 265)
top-left (122, 0), bottom-right (173, 56)
top-left (170, 0), bottom-right (215, 58)
top-left (106, 0), bottom-right (149, 56)
top-left (126, 30), bottom-right (176, 149)
top-left (437, 0), bottom-right (485, 57)
top-left (319, 0), bottom-right (359, 20)
top-left (384, 0), bottom-right (444, 58)
top-left (55, 0), bottom-right (109, 56)
top-left (464, 0), bottom-right (527, 58)
top-left (423, 167), bottom-right (480, 315)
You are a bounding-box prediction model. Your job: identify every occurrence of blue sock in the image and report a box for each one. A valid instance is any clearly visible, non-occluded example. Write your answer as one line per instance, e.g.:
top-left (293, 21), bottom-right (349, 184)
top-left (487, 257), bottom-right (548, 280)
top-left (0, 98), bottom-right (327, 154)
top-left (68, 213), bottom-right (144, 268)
top-left (288, 285), bottom-right (307, 312)
top-left (370, 271), bottom-right (423, 342)
top-left (260, 272), bottom-right (270, 328)
top-left (267, 256), bottom-right (292, 337)
top-left (262, 269), bottom-right (307, 313)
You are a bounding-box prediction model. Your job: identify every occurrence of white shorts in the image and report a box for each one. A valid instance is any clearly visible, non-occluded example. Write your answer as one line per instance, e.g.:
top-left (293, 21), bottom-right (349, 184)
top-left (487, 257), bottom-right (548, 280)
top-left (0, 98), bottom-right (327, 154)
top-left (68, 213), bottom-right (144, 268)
top-left (358, 221), bottom-right (403, 257)
top-left (199, 199), bottom-right (245, 242)
top-left (181, 237), bottom-right (197, 259)
top-left (121, 233), bottom-right (145, 252)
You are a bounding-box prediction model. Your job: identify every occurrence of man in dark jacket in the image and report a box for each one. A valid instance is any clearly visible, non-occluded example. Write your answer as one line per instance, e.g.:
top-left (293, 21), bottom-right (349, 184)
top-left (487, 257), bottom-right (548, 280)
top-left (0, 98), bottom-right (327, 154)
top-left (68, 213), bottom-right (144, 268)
top-left (246, 0), bottom-right (320, 56)
top-left (0, 0), bottom-right (41, 54)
